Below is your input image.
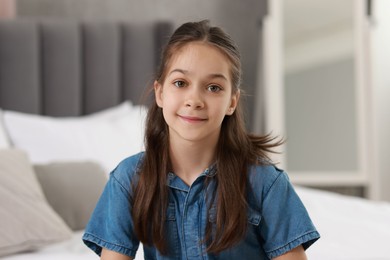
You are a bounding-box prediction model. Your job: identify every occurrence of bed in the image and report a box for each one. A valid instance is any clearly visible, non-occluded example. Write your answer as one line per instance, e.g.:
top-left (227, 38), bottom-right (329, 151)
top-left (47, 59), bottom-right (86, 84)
top-left (1, 188), bottom-right (390, 260)
top-left (1, 19), bottom-right (390, 260)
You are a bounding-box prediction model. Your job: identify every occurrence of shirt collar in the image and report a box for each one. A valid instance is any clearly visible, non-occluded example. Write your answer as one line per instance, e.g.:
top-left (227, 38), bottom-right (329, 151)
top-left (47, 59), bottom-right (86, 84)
top-left (167, 163), bottom-right (217, 191)
top-left (202, 163), bottom-right (217, 177)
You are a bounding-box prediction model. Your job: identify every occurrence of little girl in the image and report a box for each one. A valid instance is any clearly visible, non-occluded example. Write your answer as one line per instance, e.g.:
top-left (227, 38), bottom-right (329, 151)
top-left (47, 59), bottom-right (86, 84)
top-left (83, 20), bottom-right (320, 260)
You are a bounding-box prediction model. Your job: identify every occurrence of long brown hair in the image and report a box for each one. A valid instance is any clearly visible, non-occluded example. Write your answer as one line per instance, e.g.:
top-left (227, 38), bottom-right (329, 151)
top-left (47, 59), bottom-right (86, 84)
top-left (132, 20), bottom-right (282, 254)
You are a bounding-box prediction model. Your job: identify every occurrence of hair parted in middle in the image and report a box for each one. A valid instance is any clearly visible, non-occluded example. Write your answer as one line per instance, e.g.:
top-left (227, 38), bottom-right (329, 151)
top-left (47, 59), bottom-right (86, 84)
top-left (131, 20), bottom-right (282, 255)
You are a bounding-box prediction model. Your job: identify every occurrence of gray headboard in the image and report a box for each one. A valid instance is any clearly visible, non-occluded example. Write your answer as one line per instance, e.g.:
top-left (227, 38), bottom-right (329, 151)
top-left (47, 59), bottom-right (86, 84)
top-left (0, 19), bottom-right (172, 116)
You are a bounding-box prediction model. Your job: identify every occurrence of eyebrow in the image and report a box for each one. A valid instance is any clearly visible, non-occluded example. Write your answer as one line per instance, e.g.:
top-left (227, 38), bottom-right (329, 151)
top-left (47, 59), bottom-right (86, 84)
top-left (169, 69), bottom-right (228, 81)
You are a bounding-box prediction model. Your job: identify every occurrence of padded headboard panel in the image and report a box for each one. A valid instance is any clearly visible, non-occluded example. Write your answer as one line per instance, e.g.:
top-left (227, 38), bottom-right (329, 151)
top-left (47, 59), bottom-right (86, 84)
top-left (0, 19), bottom-right (172, 116)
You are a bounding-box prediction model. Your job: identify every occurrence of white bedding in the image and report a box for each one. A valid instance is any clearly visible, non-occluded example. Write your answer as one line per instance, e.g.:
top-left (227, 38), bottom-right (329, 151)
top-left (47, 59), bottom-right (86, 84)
top-left (1, 231), bottom-right (96, 260)
top-left (2, 187), bottom-right (390, 260)
top-left (0, 230), bottom-right (145, 260)
top-left (297, 186), bottom-right (390, 260)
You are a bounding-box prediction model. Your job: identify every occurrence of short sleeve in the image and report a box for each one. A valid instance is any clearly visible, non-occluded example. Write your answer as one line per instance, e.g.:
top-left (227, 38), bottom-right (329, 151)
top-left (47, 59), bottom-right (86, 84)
top-left (260, 171), bottom-right (320, 259)
top-left (82, 155), bottom-right (141, 258)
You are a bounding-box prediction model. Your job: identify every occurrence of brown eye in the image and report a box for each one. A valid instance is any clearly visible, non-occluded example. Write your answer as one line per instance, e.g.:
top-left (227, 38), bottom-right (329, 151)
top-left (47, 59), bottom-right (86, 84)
top-left (207, 85), bottom-right (221, 93)
top-left (173, 80), bottom-right (186, 88)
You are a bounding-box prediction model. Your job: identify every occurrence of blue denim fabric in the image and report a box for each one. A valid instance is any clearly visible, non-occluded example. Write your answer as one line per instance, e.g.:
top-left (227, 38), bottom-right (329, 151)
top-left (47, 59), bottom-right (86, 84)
top-left (83, 152), bottom-right (320, 259)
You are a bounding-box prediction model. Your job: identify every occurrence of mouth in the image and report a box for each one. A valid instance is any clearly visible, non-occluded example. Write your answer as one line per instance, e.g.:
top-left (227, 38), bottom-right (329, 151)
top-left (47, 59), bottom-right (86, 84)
top-left (178, 115), bottom-right (207, 123)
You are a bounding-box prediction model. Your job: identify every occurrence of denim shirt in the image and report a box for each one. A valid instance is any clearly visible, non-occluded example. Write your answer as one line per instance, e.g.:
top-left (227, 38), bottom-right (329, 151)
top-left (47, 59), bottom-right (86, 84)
top-left (83, 152), bottom-right (320, 259)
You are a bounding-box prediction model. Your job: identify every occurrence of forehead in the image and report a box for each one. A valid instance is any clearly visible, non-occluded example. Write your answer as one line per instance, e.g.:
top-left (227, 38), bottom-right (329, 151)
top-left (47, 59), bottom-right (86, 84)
top-left (167, 42), bottom-right (232, 78)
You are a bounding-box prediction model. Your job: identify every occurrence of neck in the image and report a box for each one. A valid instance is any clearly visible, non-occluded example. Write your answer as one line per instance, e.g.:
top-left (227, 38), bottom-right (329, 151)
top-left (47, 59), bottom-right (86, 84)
top-left (169, 136), bottom-right (218, 186)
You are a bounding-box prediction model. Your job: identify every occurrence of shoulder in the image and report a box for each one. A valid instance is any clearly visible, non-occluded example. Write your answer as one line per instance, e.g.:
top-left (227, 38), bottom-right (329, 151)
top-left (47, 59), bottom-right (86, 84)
top-left (248, 163), bottom-right (286, 189)
top-left (247, 163), bottom-right (290, 202)
top-left (109, 152), bottom-right (144, 193)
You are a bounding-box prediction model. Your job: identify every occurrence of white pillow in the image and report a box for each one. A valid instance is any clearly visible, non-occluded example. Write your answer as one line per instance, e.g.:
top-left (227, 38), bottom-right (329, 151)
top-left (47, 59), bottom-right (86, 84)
top-left (0, 149), bottom-right (72, 257)
top-left (82, 101), bottom-right (132, 119)
top-left (3, 101), bottom-right (146, 173)
top-left (0, 109), bottom-right (11, 149)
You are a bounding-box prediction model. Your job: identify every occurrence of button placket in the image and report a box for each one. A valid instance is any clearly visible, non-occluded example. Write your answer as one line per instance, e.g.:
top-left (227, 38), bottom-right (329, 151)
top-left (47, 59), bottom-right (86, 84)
top-left (181, 176), bottom-right (206, 259)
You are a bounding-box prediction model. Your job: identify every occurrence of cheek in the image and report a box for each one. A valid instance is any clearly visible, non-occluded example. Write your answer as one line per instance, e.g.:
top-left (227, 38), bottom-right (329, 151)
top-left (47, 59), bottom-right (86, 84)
top-left (161, 105), bottom-right (175, 127)
top-left (159, 96), bottom-right (175, 117)
top-left (212, 102), bottom-right (230, 118)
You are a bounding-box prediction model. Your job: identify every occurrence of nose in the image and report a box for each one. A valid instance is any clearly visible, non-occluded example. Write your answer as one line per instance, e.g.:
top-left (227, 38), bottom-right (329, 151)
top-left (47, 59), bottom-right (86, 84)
top-left (185, 87), bottom-right (204, 109)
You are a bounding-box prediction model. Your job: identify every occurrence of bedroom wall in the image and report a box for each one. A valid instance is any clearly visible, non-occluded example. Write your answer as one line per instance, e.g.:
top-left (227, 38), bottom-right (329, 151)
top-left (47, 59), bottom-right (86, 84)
top-left (14, 0), bottom-right (268, 133)
top-left (371, 0), bottom-right (390, 202)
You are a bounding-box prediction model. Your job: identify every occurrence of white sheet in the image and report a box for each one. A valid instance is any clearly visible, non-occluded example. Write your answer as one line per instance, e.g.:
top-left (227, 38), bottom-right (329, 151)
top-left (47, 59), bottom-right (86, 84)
top-left (3, 188), bottom-right (390, 260)
top-left (296, 186), bottom-right (390, 260)
top-left (1, 231), bottom-right (144, 260)
top-left (1, 231), bottom-right (97, 260)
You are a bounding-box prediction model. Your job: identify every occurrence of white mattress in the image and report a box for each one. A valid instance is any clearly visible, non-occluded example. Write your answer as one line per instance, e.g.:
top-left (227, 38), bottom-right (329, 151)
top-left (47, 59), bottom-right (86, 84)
top-left (3, 187), bottom-right (390, 260)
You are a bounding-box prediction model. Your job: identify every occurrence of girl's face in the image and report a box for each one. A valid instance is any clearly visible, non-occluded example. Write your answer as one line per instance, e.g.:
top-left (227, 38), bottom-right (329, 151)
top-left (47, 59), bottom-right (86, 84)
top-left (155, 42), bottom-right (239, 146)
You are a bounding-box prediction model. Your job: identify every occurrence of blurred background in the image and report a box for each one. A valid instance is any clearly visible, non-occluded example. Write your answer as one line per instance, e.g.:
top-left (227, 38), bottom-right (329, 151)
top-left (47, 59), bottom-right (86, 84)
top-left (1, 0), bottom-right (389, 202)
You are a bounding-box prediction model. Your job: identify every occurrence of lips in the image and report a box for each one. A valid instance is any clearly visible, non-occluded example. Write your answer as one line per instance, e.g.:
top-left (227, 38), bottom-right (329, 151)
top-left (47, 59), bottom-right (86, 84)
top-left (178, 115), bottom-right (207, 123)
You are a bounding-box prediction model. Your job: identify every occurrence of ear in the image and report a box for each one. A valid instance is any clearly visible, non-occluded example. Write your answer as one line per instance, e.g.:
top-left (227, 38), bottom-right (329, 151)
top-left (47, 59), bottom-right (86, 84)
top-left (154, 81), bottom-right (163, 108)
top-left (226, 89), bottom-right (240, 116)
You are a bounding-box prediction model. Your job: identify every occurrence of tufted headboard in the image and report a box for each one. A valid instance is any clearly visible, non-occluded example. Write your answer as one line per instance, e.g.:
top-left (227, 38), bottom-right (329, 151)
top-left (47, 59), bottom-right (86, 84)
top-left (0, 19), bottom-right (172, 116)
